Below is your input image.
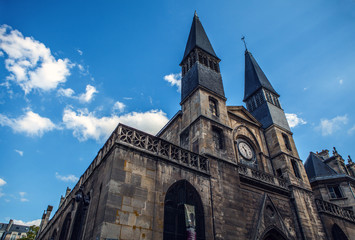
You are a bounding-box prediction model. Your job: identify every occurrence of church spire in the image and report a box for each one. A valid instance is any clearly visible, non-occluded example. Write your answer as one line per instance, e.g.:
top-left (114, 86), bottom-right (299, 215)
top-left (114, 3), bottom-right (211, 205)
top-left (243, 50), bottom-right (289, 131)
top-left (244, 51), bottom-right (279, 101)
top-left (180, 13), bottom-right (224, 103)
top-left (182, 12), bottom-right (218, 63)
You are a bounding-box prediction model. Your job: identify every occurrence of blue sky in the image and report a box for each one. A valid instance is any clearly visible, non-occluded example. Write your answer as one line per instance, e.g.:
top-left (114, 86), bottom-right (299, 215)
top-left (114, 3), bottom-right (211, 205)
top-left (0, 0), bottom-right (355, 225)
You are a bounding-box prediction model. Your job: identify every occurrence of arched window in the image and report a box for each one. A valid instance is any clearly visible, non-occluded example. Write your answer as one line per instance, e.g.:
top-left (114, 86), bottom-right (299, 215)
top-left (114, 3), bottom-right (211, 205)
top-left (212, 126), bottom-right (224, 150)
top-left (71, 202), bottom-right (85, 240)
top-left (209, 97), bottom-right (219, 117)
top-left (163, 180), bottom-right (205, 240)
top-left (262, 228), bottom-right (287, 240)
top-left (59, 213), bottom-right (71, 240)
top-left (332, 223), bottom-right (348, 240)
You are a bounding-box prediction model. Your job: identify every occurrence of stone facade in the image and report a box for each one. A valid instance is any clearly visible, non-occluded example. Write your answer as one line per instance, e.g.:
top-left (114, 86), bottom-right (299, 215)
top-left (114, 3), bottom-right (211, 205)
top-left (36, 13), bottom-right (355, 240)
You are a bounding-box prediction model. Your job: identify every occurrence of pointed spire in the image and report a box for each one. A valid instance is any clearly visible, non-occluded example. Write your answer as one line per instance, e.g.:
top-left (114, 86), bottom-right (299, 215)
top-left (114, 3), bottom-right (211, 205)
top-left (244, 51), bottom-right (279, 101)
top-left (182, 12), bottom-right (218, 62)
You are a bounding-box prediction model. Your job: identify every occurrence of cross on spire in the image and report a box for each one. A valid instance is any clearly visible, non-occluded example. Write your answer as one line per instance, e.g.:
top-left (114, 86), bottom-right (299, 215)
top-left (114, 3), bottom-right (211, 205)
top-left (241, 36), bottom-right (248, 51)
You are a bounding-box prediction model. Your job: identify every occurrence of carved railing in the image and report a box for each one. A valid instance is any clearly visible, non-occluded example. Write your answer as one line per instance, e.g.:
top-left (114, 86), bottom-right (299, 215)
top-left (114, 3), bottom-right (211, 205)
top-left (315, 199), bottom-right (355, 222)
top-left (237, 164), bottom-right (288, 190)
top-left (116, 124), bottom-right (209, 173)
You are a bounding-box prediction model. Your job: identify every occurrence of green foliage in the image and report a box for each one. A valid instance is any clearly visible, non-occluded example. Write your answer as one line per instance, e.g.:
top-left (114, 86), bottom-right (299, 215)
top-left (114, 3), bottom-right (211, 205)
top-left (18, 225), bottom-right (39, 240)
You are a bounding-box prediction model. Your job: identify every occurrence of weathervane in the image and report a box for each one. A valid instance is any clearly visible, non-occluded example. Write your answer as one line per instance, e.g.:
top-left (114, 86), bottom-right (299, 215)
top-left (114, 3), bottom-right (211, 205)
top-left (241, 36), bottom-right (248, 51)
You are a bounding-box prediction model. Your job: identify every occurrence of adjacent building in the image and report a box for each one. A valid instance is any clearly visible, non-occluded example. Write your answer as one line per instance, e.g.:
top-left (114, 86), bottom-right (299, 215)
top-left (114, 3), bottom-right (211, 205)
top-left (0, 220), bottom-right (30, 240)
top-left (36, 13), bottom-right (355, 240)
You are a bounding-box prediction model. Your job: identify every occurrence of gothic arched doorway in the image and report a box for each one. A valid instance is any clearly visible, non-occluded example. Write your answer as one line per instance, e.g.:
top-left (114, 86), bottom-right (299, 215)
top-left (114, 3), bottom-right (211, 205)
top-left (262, 228), bottom-right (288, 240)
top-left (332, 224), bottom-right (348, 240)
top-left (163, 180), bottom-right (205, 240)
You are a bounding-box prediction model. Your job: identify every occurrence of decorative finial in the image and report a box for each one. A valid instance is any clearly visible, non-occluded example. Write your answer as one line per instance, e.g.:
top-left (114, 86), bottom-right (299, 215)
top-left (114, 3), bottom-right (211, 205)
top-left (241, 36), bottom-right (248, 51)
top-left (333, 147), bottom-right (338, 156)
top-left (348, 155), bottom-right (353, 164)
top-left (194, 10), bottom-right (198, 17)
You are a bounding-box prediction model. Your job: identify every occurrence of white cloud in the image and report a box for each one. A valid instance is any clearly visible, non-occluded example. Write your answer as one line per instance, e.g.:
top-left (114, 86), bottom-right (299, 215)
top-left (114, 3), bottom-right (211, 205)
top-left (55, 172), bottom-right (78, 183)
top-left (339, 79), bottom-right (343, 85)
top-left (57, 84), bottom-right (97, 103)
top-left (58, 87), bottom-right (75, 97)
top-left (62, 107), bottom-right (169, 141)
top-left (19, 192), bottom-right (29, 202)
top-left (285, 113), bottom-right (307, 128)
top-left (113, 101), bottom-right (126, 113)
top-left (78, 85), bottom-right (97, 103)
top-left (15, 149), bottom-right (24, 156)
top-left (0, 25), bottom-right (72, 94)
top-left (0, 111), bottom-right (56, 136)
top-left (348, 125), bottom-right (355, 135)
top-left (13, 219), bottom-right (41, 226)
top-left (164, 73), bottom-right (181, 92)
top-left (0, 178), bottom-right (6, 186)
top-left (317, 115), bottom-right (348, 136)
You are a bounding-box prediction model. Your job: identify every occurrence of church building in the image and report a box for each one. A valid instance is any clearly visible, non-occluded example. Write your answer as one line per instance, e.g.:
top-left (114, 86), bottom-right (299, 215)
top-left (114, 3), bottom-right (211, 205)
top-left (36, 13), bottom-right (355, 240)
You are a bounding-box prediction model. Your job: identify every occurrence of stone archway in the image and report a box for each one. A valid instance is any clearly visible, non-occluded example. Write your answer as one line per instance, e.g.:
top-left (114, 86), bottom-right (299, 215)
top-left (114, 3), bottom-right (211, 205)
top-left (163, 180), bottom-right (205, 240)
top-left (262, 227), bottom-right (288, 240)
top-left (331, 223), bottom-right (348, 240)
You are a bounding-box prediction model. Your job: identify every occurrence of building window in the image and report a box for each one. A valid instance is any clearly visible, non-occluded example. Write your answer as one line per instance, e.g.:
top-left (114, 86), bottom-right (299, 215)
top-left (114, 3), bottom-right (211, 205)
top-left (212, 127), bottom-right (224, 150)
top-left (163, 180), bottom-right (205, 240)
top-left (180, 129), bottom-right (189, 149)
top-left (328, 185), bottom-right (343, 199)
top-left (291, 159), bottom-right (301, 178)
top-left (276, 168), bottom-right (283, 178)
top-left (282, 133), bottom-right (292, 151)
top-left (192, 140), bottom-right (199, 153)
top-left (209, 97), bottom-right (219, 117)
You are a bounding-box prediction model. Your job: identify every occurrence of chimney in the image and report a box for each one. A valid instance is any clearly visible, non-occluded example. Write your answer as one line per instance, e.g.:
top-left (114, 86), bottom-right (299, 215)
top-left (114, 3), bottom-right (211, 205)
top-left (6, 219), bottom-right (13, 231)
top-left (317, 149), bottom-right (329, 160)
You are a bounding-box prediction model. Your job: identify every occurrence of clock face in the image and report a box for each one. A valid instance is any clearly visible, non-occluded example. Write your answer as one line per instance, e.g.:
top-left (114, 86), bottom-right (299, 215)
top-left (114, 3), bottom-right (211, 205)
top-left (238, 141), bottom-right (253, 160)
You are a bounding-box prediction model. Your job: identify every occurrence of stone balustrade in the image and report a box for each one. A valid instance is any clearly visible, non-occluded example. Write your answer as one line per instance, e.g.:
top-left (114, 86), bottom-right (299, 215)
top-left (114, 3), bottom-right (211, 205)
top-left (315, 199), bottom-right (355, 222)
top-left (237, 164), bottom-right (289, 190)
top-left (116, 124), bottom-right (209, 174)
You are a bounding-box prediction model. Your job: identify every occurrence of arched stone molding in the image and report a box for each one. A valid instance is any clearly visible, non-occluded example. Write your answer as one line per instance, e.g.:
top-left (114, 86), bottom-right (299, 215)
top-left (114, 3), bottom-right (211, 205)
top-left (163, 179), bottom-right (205, 240)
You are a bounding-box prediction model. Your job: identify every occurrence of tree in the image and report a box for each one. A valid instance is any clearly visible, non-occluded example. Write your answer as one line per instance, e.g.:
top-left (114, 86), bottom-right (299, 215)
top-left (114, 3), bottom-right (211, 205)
top-left (18, 225), bottom-right (39, 240)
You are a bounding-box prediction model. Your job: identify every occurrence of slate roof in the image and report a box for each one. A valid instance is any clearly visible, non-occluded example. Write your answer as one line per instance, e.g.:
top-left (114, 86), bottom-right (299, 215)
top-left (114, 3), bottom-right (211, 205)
top-left (304, 152), bottom-right (338, 181)
top-left (0, 222), bottom-right (30, 233)
top-left (182, 12), bottom-right (218, 62)
top-left (181, 62), bottom-right (225, 102)
top-left (244, 50), bottom-right (279, 101)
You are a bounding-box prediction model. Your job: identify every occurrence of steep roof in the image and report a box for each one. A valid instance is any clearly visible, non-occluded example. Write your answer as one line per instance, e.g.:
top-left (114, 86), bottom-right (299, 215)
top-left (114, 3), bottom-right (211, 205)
top-left (304, 152), bottom-right (338, 181)
top-left (244, 50), bottom-right (279, 101)
top-left (182, 12), bottom-right (218, 62)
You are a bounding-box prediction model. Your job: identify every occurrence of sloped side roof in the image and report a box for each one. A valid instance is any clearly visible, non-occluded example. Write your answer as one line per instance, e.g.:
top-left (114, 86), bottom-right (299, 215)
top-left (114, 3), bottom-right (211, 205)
top-left (304, 152), bottom-right (338, 181)
top-left (244, 51), bottom-right (279, 101)
top-left (182, 13), bottom-right (218, 62)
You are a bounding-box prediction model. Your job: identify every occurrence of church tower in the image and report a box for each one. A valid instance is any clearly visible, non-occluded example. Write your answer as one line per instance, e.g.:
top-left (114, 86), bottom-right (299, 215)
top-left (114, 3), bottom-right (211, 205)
top-left (243, 50), bottom-right (326, 239)
top-left (179, 13), bottom-right (235, 161)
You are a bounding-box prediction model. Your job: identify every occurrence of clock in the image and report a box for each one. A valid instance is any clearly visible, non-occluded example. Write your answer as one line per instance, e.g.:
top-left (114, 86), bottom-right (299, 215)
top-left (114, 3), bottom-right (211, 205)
top-left (238, 141), bottom-right (253, 160)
